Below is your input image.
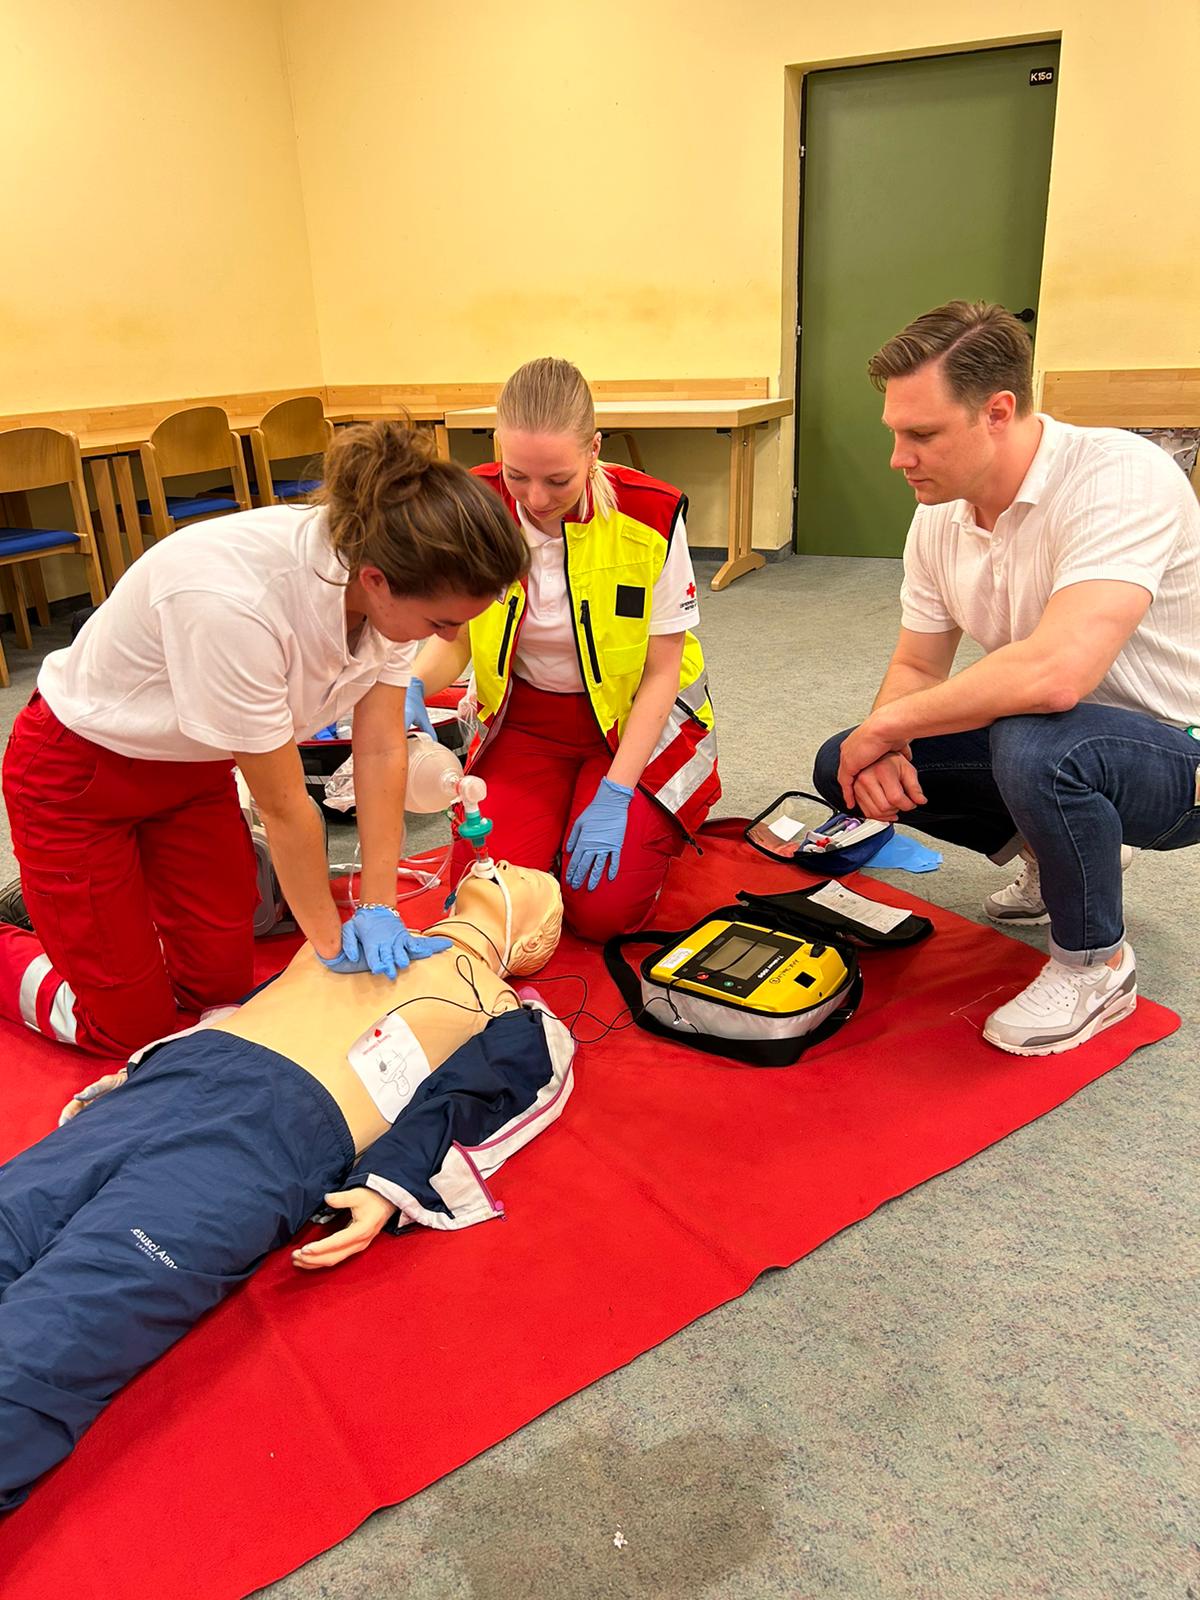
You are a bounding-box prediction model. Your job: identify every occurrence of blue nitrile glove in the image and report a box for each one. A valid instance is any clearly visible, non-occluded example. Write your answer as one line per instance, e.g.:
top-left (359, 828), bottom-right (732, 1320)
top-left (318, 905), bottom-right (451, 980)
top-left (565, 778), bottom-right (635, 891)
top-left (405, 676), bottom-right (435, 739)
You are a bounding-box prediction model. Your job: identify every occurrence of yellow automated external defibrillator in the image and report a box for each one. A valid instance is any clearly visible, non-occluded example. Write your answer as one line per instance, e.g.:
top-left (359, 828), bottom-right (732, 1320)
top-left (648, 918), bottom-right (848, 1012)
top-left (604, 883), bottom-right (934, 1068)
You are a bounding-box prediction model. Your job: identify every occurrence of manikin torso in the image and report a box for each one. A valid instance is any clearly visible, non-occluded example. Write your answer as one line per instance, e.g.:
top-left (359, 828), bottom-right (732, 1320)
top-left (210, 863), bottom-right (561, 1154)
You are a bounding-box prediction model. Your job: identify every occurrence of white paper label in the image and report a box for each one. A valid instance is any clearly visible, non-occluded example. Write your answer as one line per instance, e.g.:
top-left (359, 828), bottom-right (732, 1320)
top-left (807, 881), bottom-right (911, 934)
top-left (347, 1012), bottom-right (432, 1123)
top-left (657, 945), bottom-right (694, 971)
top-left (767, 815), bottom-right (806, 841)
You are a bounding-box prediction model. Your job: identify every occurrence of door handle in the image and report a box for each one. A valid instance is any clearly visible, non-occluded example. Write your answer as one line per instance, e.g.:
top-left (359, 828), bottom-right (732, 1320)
top-left (1012, 307), bottom-right (1036, 323)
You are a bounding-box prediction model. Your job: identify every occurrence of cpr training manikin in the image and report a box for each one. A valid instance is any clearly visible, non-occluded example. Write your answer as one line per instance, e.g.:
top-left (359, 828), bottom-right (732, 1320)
top-left (0, 861), bottom-right (573, 1511)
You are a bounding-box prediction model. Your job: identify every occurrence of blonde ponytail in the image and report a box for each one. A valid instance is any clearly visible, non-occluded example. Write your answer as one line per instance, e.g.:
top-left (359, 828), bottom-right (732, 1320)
top-left (497, 356), bottom-right (619, 522)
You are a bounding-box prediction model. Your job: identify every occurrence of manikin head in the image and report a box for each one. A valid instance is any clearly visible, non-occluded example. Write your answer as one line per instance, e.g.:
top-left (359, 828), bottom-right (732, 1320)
top-left (868, 300), bottom-right (1036, 509)
top-left (441, 861), bottom-right (563, 976)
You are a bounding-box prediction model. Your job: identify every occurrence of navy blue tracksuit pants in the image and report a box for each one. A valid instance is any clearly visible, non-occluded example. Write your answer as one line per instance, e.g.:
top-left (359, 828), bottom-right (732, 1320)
top-left (0, 1030), bottom-right (355, 1511)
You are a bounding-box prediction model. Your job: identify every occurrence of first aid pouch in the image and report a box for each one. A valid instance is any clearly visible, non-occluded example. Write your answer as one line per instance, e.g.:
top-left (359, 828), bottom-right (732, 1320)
top-left (745, 790), bottom-right (893, 875)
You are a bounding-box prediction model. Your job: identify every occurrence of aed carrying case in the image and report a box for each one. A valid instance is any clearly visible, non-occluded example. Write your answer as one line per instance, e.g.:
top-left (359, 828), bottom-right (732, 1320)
top-left (745, 790), bottom-right (893, 875)
top-left (602, 881), bottom-right (932, 1068)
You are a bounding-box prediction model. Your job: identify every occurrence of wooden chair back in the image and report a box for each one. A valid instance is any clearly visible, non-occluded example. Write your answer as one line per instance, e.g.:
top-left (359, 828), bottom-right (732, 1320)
top-left (250, 396), bottom-right (333, 507)
top-left (138, 405), bottom-right (252, 539)
top-left (0, 426), bottom-right (106, 686)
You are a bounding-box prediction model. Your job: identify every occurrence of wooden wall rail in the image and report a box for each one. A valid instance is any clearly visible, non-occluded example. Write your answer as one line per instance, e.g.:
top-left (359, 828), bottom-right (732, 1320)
top-left (0, 378), bottom-right (770, 437)
top-left (1042, 369), bottom-right (1200, 428)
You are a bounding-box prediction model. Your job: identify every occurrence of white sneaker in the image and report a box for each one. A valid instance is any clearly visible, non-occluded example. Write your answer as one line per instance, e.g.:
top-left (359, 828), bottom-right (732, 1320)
top-left (983, 943), bottom-right (1137, 1057)
top-left (983, 845), bottom-right (1135, 925)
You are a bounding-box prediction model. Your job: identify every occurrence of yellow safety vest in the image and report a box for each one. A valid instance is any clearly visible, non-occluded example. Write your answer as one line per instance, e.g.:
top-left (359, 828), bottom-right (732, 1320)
top-left (467, 463), bottom-right (720, 832)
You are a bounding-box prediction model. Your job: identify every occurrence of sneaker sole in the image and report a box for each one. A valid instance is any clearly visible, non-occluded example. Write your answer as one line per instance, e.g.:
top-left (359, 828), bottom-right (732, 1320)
top-left (983, 904), bottom-right (1050, 926)
top-left (984, 987), bottom-right (1138, 1057)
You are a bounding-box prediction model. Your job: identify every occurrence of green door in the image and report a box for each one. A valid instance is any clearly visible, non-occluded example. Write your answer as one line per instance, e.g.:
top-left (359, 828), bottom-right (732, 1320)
top-left (794, 43), bottom-right (1060, 557)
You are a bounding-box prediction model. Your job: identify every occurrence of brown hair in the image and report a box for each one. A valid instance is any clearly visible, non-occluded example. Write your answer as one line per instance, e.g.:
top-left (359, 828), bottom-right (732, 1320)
top-left (496, 356), bottom-right (618, 520)
top-left (320, 420), bottom-right (528, 597)
top-left (868, 300), bottom-right (1035, 416)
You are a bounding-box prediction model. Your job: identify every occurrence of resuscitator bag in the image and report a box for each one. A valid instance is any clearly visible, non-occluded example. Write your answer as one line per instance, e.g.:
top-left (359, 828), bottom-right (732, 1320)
top-left (745, 790), bottom-right (894, 875)
top-left (602, 881), bottom-right (932, 1068)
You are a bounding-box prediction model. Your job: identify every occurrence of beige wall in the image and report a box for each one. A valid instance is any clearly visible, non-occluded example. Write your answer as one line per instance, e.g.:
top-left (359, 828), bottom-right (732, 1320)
top-left (0, 0), bottom-right (320, 413)
top-left (3, 0), bottom-right (1197, 567)
top-left (284, 0), bottom-right (1200, 549)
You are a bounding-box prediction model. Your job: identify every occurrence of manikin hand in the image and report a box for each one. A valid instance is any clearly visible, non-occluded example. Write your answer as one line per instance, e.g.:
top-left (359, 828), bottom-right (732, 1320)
top-left (291, 1186), bottom-right (398, 1269)
top-left (849, 751), bottom-right (928, 822)
top-left (58, 1068), bottom-right (128, 1127)
top-left (565, 777), bottom-right (634, 891)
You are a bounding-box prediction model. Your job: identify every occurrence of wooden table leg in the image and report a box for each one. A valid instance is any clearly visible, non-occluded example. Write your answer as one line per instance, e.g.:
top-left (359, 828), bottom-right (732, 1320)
top-left (433, 423), bottom-right (450, 460)
top-left (711, 426), bottom-right (765, 591)
top-left (26, 563), bottom-right (51, 627)
top-left (111, 453), bottom-right (146, 561)
top-left (90, 458), bottom-right (127, 587)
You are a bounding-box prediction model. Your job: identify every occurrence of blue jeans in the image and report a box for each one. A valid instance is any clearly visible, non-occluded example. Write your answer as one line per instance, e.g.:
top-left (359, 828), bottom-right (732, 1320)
top-left (813, 703), bottom-right (1200, 967)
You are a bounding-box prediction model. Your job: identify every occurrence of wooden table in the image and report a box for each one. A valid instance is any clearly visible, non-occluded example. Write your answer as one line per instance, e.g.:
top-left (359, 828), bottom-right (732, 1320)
top-left (71, 406), bottom-right (446, 586)
top-left (445, 397), bottom-right (792, 590)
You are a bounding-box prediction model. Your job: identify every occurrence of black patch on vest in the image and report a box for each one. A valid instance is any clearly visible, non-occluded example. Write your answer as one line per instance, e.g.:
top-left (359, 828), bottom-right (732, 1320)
top-left (614, 584), bottom-right (647, 619)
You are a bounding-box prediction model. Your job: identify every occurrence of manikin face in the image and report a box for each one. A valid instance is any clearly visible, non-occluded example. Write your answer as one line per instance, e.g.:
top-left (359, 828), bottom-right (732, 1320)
top-left (882, 361), bottom-right (1012, 508)
top-left (453, 860), bottom-right (563, 974)
top-left (498, 429), bottom-right (601, 533)
top-left (351, 574), bottom-right (493, 643)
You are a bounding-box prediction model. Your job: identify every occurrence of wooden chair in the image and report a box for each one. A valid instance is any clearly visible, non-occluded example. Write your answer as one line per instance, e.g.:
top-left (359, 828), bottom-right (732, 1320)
top-left (137, 405), bottom-right (252, 544)
top-left (248, 395), bottom-right (333, 507)
top-left (0, 427), bottom-right (107, 689)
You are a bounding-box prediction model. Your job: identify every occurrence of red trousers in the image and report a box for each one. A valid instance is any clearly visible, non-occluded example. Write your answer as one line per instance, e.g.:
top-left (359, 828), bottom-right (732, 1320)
top-left (1, 694), bottom-right (257, 1057)
top-left (452, 678), bottom-right (694, 944)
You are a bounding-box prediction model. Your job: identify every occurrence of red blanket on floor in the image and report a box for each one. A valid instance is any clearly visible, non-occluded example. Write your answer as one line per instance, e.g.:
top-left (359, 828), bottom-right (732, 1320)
top-left (0, 822), bottom-right (1179, 1598)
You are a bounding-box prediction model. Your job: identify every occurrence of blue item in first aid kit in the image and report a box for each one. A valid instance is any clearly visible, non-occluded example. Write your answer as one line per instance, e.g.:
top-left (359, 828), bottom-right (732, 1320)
top-left (745, 792), bottom-right (893, 875)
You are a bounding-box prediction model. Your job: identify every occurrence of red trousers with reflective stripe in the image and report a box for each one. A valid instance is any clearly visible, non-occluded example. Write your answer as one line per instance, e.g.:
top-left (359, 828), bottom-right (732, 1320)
top-left (452, 678), bottom-right (696, 944)
top-left (1, 694), bottom-right (257, 1057)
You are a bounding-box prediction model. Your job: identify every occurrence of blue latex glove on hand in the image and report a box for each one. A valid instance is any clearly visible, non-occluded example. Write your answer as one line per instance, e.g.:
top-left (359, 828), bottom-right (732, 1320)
top-left (405, 676), bottom-right (435, 739)
top-left (318, 905), bottom-right (451, 980)
top-left (565, 778), bottom-right (635, 891)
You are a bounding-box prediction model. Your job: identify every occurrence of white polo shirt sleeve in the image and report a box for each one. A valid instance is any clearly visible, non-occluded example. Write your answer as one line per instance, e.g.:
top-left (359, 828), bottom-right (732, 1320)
top-left (156, 590), bottom-right (297, 754)
top-left (648, 511), bottom-right (701, 635)
top-left (900, 509), bottom-right (960, 633)
top-left (375, 640), bottom-right (420, 689)
top-left (1049, 447), bottom-right (1188, 600)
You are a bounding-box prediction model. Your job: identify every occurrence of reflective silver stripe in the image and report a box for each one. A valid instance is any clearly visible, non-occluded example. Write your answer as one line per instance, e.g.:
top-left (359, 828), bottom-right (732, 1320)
top-left (17, 953), bottom-right (53, 1029)
top-left (47, 981), bottom-right (79, 1044)
top-left (654, 728), bottom-right (719, 814)
top-left (676, 673), bottom-right (711, 717)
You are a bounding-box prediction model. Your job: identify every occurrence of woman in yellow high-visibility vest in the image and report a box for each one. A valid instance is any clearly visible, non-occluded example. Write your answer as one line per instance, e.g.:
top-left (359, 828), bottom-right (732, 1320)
top-left (409, 358), bottom-right (719, 942)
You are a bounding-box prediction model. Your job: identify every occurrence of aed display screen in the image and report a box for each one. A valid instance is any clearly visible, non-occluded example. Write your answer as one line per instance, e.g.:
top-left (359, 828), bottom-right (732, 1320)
top-left (703, 935), bottom-right (776, 981)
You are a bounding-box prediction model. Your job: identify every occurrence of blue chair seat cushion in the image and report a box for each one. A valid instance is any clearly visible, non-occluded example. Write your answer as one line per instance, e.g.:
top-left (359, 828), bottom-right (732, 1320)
top-left (272, 477), bottom-right (322, 500)
top-left (0, 528), bottom-right (82, 557)
top-left (137, 492), bottom-right (239, 520)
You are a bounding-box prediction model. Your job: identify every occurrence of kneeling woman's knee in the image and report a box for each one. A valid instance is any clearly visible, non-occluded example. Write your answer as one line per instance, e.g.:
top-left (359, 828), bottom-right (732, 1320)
top-left (560, 883), bottom-right (653, 946)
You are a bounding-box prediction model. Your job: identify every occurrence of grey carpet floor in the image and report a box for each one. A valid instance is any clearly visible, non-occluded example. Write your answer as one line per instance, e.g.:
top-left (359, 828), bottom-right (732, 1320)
top-left (1, 557), bottom-right (1195, 1600)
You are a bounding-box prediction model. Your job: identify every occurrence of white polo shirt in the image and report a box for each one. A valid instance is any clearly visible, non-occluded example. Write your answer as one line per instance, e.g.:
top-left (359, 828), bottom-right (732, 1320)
top-left (900, 415), bottom-right (1200, 727)
top-left (39, 505), bottom-right (418, 761)
top-left (512, 501), bottom-right (700, 694)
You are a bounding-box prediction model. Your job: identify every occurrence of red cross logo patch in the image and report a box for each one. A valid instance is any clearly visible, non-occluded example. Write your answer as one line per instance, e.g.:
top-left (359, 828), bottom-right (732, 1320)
top-left (686, 582), bottom-right (696, 599)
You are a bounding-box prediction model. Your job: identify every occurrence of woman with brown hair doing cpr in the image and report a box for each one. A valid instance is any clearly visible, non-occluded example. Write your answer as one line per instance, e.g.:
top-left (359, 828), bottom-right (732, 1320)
top-left (0, 421), bottom-right (529, 1057)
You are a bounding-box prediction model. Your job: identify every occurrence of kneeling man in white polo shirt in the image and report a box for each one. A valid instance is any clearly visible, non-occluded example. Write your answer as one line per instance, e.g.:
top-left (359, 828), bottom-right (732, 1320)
top-left (813, 300), bottom-right (1200, 1057)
